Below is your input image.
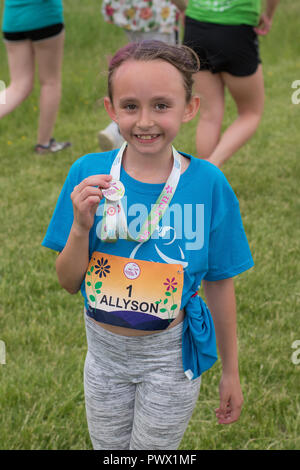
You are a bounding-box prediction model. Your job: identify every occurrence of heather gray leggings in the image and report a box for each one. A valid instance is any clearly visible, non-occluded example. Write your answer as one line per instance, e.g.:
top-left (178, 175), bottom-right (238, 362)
top-left (84, 314), bottom-right (201, 450)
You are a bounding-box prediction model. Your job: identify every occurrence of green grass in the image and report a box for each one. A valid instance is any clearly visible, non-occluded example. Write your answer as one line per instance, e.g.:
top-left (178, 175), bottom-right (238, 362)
top-left (0, 0), bottom-right (299, 450)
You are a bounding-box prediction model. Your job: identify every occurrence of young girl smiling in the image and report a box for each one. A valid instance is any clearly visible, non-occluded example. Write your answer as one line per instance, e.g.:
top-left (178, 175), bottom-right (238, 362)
top-left (43, 41), bottom-right (254, 450)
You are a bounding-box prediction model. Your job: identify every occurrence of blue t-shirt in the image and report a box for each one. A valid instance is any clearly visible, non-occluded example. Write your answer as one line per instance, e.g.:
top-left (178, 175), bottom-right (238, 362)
top-left (2, 0), bottom-right (64, 32)
top-left (42, 149), bottom-right (254, 379)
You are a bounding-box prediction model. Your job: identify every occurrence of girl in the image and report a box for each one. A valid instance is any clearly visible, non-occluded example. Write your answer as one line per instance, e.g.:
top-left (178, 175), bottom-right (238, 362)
top-left (183, 0), bottom-right (280, 167)
top-left (42, 41), bottom-right (254, 450)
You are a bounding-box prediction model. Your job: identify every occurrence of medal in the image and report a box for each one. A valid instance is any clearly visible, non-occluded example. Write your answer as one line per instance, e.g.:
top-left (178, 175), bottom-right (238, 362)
top-left (102, 179), bottom-right (125, 201)
top-left (101, 142), bottom-right (181, 243)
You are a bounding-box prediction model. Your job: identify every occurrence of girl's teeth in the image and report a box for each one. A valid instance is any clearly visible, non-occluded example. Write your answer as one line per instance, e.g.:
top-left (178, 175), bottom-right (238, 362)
top-left (137, 135), bottom-right (158, 139)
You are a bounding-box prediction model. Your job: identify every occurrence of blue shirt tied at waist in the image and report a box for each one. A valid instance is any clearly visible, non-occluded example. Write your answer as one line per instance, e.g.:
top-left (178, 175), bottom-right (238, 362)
top-left (182, 294), bottom-right (218, 380)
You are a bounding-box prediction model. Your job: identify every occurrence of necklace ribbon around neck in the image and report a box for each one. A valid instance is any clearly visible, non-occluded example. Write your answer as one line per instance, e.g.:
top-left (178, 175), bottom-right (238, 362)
top-left (100, 142), bottom-right (181, 243)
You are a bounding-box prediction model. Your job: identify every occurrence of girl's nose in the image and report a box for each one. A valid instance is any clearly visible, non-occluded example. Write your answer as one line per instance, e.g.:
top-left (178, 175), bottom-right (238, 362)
top-left (136, 109), bottom-right (154, 129)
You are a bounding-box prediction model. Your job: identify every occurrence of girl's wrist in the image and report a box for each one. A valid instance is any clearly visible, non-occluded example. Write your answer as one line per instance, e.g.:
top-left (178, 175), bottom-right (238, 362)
top-left (221, 366), bottom-right (240, 378)
top-left (71, 222), bottom-right (90, 239)
top-left (222, 370), bottom-right (240, 378)
top-left (221, 357), bottom-right (239, 376)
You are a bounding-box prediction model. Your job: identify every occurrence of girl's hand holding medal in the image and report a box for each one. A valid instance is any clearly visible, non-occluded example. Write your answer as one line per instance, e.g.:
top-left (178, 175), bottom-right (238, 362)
top-left (71, 174), bottom-right (112, 235)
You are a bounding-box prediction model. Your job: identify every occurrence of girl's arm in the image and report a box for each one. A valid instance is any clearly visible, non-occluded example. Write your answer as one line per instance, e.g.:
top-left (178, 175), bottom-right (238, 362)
top-left (202, 278), bottom-right (244, 424)
top-left (56, 174), bottom-right (112, 294)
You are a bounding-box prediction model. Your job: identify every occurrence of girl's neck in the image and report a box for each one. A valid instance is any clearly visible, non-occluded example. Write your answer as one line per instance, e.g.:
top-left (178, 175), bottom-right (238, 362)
top-left (122, 146), bottom-right (174, 184)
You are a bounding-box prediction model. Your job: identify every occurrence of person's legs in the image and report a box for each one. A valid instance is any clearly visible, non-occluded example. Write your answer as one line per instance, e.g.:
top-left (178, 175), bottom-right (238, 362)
top-left (130, 372), bottom-right (201, 450)
top-left (33, 30), bottom-right (65, 146)
top-left (83, 315), bottom-right (136, 450)
top-left (208, 64), bottom-right (265, 167)
top-left (0, 40), bottom-right (35, 118)
top-left (84, 350), bottom-right (136, 450)
top-left (193, 70), bottom-right (225, 158)
top-left (128, 324), bottom-right (201, 450)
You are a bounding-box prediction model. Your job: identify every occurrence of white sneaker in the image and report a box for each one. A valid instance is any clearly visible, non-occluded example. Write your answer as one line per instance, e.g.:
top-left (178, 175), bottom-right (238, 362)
top-left (98, 122), bottom-right (125, 151)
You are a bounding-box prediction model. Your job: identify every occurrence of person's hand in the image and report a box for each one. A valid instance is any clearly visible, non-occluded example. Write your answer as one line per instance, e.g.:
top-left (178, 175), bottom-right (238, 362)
top-left (215, 372), bottom-right (244, 424)
top-left (71, 174), bottom-right (112, 235)
top-left (254, 14), bottom-right (272, 35)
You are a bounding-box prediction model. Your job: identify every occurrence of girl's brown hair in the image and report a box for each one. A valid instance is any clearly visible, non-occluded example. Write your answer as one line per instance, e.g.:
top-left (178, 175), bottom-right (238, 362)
top-left (107, 40), bottom-right (200, 103)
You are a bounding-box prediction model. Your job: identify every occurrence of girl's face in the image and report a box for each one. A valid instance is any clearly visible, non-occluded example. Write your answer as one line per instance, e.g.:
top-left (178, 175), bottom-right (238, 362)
top-left (104, 59), bottom-right (199, 161)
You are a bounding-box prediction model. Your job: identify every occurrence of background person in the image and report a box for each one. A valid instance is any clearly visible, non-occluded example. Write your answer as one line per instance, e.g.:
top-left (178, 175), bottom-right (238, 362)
top-left (0, 0), bottom-right (71, 154)
top-left (183, 0), bottom-right (280, 167)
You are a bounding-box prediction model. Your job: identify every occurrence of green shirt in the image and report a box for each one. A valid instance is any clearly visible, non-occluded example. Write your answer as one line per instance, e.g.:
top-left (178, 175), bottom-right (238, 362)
top-left (186, 0), bottom-right (261, 26)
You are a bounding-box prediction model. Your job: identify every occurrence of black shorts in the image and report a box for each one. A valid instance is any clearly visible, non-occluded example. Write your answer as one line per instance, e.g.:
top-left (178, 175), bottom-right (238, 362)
top-left (3, 23), bottom-right (64, 42)
top-left (183, 16), bottom-right (261, 76)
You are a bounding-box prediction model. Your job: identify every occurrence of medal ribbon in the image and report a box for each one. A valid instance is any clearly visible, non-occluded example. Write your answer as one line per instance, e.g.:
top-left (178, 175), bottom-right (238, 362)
top-left (100, 142), bottom-right (182, 243)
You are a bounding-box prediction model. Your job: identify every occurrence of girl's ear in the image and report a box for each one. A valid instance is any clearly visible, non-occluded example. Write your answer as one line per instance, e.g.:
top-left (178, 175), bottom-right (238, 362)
top-left (182, 95), bottom-right (200, 123)
top-left (104, 96), bottom-right (118, 122)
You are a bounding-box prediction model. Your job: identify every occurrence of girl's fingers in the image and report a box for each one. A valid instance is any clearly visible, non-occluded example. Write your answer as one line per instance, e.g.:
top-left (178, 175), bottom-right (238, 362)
top-left (75, 174), bottom-right (112, 193)
top-left (71, 192), bottom-right (101, 233)
top-left (215, 401), bottom-right (242, 424)
top-left (85, 195), bottom-right (102, 210)
top-left (71, 186), bottom-right (100, 208)
top-left (78, 185), bottom-right (102, 202)
top-left (71, 175), bottom-right (113, 231)
top-left (71, 175), bottom-right (112, 205)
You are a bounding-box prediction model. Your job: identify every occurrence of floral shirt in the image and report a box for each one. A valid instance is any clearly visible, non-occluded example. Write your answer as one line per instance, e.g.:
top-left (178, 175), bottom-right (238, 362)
top-left (102, 0), bottom-right (179, 34)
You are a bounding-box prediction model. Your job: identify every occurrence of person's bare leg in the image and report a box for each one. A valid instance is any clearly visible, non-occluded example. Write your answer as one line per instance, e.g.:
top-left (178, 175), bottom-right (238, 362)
top-left (33, 31), bottom-right (65, 146)
top-left (208, 65), bottom-right (265, 167)
top-left (0, 40), bottom-right (35, 118)
top-left (193, 70), bottom-right (225, 158)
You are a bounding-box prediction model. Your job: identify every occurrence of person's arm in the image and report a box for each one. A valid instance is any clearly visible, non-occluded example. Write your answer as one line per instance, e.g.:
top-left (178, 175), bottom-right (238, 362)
top-left (254, 0), bottom-right (280, 35)
top-left (56, 174), bottom-right (112, 294)
top-left (202, 278), bottom-right (244, 424)
top-left (171, 0), bottom-right (188, 12)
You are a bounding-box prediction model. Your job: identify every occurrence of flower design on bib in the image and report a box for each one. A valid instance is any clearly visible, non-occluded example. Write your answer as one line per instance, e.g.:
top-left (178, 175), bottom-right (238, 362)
top-left (155, 277), bottom-right (179, 323)
top-left (86, 264), bottom-right (103, 308)
top-left (163, 277), bottom-right (177, 291)
top-left (95, 258), bottom-right (111, 278)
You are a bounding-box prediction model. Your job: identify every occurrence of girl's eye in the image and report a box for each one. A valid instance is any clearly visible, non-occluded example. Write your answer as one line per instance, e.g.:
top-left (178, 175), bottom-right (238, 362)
top-left (124, 104), bottom-right (137, 111)
top-left (155, 103), bottom-right (168, 111)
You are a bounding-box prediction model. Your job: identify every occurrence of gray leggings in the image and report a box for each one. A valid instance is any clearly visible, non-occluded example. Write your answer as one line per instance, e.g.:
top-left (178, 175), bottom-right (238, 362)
top-left (84, 314), bottom-right (201, 450)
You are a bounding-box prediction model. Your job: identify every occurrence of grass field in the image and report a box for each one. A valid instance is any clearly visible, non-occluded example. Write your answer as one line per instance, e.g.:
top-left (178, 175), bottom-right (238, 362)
top-left (0, 0), bottom-right (299, 450)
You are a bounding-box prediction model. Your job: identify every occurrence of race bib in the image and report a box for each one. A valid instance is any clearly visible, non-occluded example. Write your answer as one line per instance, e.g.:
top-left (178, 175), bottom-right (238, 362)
top-left (85, 252), bottom-right (184, 331)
